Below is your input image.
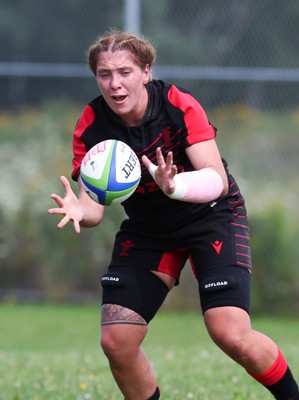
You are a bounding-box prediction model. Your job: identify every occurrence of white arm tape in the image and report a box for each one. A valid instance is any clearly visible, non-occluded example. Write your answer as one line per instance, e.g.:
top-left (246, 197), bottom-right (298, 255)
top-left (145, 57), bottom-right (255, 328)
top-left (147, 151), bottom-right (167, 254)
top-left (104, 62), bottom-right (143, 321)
top-left (168, 168), bottom-right (224, 203)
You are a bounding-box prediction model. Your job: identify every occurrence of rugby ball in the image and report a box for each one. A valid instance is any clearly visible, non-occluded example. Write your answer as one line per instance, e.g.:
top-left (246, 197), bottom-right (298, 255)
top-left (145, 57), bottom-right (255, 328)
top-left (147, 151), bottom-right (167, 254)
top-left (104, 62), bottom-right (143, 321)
top-left (80, 139), bottom-right (141, 206)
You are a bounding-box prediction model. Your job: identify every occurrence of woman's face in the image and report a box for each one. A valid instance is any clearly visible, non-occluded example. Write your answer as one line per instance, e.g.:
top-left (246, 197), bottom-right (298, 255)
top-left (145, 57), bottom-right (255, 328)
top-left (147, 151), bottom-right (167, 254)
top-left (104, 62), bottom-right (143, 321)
top-left (96, 49), bottom-right (150, 126)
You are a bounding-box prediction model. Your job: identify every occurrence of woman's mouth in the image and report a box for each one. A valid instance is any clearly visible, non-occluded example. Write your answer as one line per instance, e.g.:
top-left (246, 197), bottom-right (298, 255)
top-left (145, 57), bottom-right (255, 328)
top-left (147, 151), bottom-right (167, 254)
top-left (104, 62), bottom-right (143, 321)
top-left (112, 95), bottom-right (127, 103)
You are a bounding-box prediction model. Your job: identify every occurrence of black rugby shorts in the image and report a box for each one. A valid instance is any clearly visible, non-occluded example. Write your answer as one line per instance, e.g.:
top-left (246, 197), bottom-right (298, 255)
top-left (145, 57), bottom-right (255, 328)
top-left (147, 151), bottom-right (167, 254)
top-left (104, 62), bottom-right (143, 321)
top-left (107, 204), bottom-right (252, 313)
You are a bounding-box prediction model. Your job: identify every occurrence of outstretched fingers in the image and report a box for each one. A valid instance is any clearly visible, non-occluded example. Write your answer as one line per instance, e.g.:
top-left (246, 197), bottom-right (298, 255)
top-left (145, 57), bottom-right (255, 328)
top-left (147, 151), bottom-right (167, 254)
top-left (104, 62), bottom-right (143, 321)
top-left (156, 148), bottom-right (177, 179)
top-left (155, 147), bottom-right (166, 168)
top-left (60, 175), bottom-right (72, 193)
top-left (56, 214), bottom-right (81, 234)
top-left (49, 193), bottom-right (64, 209)
top-left (48, 175), bottom-right (83, 234)
top-left (142, 148), bottom-right (178, 195)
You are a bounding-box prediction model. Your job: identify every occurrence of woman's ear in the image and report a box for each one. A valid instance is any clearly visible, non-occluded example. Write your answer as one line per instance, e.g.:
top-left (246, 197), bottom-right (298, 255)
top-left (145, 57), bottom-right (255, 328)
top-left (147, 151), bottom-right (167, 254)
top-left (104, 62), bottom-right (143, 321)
top-left (143, 64), bottom-right (150, 84)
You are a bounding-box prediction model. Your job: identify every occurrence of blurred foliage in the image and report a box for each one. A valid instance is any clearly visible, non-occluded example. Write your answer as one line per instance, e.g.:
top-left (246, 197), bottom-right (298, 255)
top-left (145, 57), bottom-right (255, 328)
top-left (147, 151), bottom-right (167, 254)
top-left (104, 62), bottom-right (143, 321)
top-left (0, 102), bottom-right (125, 302)
top-left (250, 202), bottom-right (299, 315)
top-left (1, 0), bottom-right (299, 314)
top-left (1, 102), bottom-right (299, 315)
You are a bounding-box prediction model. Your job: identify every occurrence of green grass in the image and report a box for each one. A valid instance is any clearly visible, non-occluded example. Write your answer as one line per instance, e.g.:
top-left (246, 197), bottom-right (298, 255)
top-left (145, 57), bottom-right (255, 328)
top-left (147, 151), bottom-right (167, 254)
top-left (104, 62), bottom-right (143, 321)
top-left (0, 304), bottom-right (299, 399)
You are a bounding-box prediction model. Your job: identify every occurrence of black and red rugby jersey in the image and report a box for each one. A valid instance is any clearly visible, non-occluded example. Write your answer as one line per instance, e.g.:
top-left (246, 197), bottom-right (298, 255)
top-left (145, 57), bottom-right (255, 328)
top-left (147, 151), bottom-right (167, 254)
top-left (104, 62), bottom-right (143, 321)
top-left (71, 80), bottom-right (240, 232)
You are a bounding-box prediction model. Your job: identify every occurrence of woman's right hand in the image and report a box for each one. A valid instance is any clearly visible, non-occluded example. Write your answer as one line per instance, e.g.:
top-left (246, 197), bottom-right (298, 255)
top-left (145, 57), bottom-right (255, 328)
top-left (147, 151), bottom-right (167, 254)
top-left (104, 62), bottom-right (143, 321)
top-left (48, 175), bottom-right (85, 234)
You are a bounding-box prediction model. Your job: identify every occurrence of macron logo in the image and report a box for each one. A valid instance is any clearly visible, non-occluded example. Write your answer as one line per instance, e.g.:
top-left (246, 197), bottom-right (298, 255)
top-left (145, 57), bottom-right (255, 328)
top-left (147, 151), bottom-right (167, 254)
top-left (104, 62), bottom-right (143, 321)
top-left (211, 240), bottom-right (223, 255)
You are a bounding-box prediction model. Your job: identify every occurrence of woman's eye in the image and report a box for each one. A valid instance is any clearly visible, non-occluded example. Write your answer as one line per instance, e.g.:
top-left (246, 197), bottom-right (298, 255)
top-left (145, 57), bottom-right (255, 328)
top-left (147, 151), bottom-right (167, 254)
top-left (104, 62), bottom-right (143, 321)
top-left (97, 71), bottom-right (110, 78)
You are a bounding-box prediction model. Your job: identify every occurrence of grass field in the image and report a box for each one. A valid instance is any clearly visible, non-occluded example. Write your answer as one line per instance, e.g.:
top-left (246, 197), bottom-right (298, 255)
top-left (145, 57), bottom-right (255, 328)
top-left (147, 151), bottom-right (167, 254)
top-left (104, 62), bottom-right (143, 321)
top-left (0, 304), bottom-right (299, 400)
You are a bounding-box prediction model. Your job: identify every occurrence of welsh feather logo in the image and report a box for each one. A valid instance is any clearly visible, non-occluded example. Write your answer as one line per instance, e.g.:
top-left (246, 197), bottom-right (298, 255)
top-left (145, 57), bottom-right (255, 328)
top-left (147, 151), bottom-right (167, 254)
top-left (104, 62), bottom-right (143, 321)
top-left (120, 240), bottom-right (135, 256)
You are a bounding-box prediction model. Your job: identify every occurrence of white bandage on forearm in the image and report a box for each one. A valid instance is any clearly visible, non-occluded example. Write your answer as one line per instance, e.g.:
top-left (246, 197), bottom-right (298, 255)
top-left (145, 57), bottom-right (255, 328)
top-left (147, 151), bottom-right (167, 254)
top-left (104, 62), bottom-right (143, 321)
top-left (168, 168), bottom-right (224, 203)
top-left (147, 163), bottom-right (224, 203)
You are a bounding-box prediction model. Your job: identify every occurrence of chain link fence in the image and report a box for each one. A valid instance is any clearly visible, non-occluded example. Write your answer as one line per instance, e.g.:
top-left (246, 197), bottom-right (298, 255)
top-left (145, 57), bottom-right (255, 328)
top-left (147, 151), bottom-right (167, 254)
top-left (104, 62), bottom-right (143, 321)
top-left (1, 0), bottom-right (299, 107)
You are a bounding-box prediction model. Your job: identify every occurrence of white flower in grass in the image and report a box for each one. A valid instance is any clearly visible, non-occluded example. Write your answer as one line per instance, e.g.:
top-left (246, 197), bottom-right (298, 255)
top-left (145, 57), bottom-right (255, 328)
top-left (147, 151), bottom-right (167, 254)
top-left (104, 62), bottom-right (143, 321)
top-left (200, 350), bottom-right (210, 358)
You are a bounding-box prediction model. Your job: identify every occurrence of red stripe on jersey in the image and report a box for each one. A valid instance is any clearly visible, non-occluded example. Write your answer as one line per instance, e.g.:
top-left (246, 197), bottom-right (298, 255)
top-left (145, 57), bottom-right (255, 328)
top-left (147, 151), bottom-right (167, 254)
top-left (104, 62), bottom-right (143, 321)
top-left (167, 85), bottom-right (216, 145)
top-left (72, 105), bottom-right (95, 180)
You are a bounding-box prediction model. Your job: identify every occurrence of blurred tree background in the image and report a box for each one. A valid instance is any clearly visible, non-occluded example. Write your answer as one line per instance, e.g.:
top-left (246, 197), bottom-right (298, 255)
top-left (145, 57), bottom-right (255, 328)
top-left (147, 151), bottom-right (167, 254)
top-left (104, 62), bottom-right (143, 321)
top-left (1, 0), bottom-right (299, 314)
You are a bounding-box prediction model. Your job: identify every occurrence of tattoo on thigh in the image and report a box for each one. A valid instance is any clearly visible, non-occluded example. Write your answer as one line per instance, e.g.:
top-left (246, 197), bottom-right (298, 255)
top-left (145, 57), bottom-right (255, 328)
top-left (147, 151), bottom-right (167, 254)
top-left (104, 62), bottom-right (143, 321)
top-left (101, 304), bottom-right (147, 326)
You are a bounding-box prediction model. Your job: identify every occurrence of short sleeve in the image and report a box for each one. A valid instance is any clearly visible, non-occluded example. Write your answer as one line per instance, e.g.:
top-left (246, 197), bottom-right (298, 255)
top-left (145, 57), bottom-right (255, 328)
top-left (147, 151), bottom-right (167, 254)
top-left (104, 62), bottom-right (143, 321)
top-left (71, 105), bottom-right (95, 181)
top-left (168, 85), bottom-right (216, 146)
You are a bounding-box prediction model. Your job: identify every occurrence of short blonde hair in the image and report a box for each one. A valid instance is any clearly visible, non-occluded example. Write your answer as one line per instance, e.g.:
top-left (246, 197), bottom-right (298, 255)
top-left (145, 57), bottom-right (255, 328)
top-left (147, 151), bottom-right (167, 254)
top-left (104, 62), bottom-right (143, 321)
top-left (88, 28), bottom-right (156, 79)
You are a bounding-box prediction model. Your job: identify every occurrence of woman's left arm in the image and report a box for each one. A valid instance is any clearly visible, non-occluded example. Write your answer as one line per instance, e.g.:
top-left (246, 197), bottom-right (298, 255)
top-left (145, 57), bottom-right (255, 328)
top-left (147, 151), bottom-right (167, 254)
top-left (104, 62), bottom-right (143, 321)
top-left (142, 139), bottom-right (228, 203)
top-left (185, 139), bottom-right (229, 196)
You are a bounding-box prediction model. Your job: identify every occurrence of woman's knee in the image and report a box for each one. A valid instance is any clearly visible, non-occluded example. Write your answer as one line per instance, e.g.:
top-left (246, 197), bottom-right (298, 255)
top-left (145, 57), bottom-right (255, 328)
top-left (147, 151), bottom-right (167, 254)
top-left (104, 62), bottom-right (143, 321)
top-left (100, 305), bottom-right (148, 360)
top-left (204, 306), bottom-right (251, 357)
